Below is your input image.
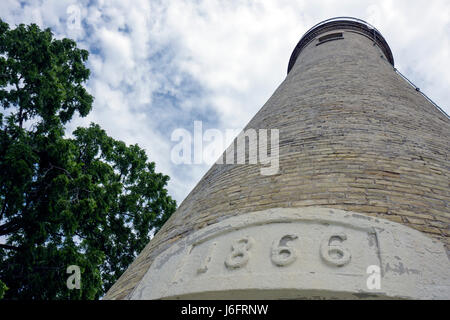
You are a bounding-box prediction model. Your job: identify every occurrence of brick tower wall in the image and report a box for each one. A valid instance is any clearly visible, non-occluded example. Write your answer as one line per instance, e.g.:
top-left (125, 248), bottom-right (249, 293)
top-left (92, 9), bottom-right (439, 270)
top-left (105, 22), bottom-right (450, 300)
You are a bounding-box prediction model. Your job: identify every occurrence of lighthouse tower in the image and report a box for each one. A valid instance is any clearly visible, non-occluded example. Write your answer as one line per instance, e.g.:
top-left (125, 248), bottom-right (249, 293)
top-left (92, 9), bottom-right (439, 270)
top-left (105, 17), bottom-right (450, 300)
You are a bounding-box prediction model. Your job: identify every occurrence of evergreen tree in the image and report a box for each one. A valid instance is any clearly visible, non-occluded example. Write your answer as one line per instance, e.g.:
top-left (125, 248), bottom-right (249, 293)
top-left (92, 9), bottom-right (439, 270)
top-left (0, 19), bottom-right (176, 299)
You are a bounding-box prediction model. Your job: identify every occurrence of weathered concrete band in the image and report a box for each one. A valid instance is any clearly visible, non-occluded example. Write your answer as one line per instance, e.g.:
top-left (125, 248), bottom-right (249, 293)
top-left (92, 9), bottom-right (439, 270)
top-left (129, 208), bottom-right (450, 300)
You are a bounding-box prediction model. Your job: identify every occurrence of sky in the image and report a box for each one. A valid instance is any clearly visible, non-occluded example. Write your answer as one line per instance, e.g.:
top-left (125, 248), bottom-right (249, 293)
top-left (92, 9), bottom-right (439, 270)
top-left (1, 0), bottom-right (449, 204)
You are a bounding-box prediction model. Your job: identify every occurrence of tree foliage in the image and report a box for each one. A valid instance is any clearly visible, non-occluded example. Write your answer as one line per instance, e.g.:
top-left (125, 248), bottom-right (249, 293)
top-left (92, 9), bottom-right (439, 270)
top-left (0, 279), bottom-right (6, 299)
top-left (0, 20), bottom-right (176, 299)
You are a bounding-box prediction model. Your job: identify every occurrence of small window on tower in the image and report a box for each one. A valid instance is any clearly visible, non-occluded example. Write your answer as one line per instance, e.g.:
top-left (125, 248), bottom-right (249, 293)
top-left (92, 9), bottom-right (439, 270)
top-left (316, 32), bottom-right (344, 46)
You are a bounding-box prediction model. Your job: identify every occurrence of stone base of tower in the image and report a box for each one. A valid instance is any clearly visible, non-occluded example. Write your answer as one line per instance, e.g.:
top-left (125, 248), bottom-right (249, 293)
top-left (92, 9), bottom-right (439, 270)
top-left (126, 208), bottom-right (450, 300)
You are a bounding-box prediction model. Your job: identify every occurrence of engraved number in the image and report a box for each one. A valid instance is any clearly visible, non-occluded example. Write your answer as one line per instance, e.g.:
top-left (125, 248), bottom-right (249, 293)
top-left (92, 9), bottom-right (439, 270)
top-left (225, 237), bottom-right (254, 269)
top-left (271, 234), bottom-right (298, 267)
top-left (197, 242), bottom-right (216, 274)
top-left (320, 233), bottom-right (351, 267)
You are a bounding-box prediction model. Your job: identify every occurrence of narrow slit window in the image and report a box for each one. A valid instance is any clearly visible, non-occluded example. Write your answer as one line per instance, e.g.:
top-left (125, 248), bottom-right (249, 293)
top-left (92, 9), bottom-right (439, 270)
top-left (316, 32), bottom-right (344, 46)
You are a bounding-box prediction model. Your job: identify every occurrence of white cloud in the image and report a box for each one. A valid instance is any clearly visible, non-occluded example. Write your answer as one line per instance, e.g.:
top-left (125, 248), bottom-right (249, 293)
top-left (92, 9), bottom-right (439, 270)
top-left (1, 0), bottom-right (449, 204)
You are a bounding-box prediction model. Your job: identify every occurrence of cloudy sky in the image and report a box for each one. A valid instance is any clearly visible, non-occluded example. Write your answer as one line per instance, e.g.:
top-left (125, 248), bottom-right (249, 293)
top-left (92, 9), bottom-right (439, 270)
top-left (1, 0), bottom-right (449, 204)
